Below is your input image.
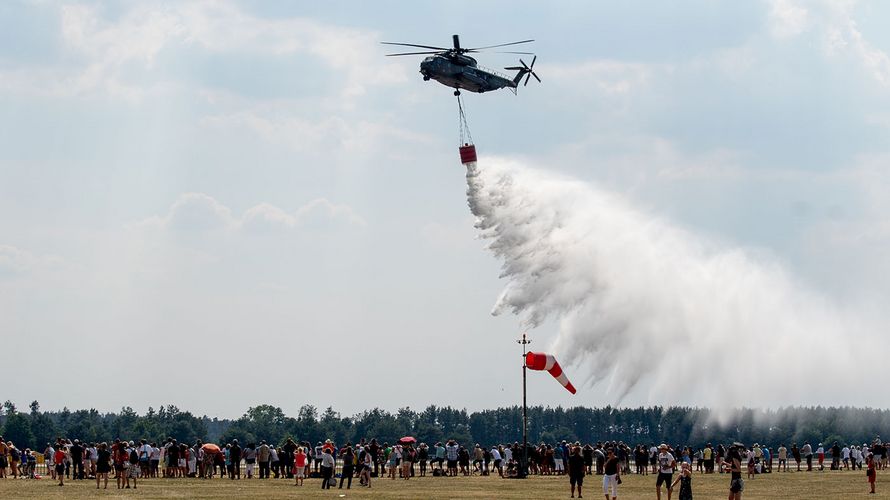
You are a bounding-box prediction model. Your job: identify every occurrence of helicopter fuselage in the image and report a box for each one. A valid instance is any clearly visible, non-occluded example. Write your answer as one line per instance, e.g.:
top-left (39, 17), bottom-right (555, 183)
top-left (419, 54), bottom-right (518, 94)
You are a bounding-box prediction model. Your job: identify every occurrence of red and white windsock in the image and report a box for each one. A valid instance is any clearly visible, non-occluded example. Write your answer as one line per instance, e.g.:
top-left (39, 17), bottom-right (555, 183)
top-left (525, 352), bottom-right (577, 394)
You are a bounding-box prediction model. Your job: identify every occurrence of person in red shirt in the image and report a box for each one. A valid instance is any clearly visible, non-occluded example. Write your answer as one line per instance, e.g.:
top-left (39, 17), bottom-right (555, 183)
top-left (54, 448), bottom-right (66, 486)
top-left (293, 446), bottom-right (307, 486)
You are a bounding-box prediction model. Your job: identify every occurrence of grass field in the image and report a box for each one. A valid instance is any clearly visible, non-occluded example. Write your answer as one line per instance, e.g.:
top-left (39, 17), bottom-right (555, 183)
top-left (0, 469), bottom-right (886, 499)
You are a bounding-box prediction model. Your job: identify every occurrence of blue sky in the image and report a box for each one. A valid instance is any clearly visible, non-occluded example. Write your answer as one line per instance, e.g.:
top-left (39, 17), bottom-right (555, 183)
top-left (2, 0), bottom-right (890, 417)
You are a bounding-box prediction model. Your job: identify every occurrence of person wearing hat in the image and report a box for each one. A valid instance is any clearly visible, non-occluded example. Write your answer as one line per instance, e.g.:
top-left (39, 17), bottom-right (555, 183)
top-left (655, 444), bottom-right (675, 500)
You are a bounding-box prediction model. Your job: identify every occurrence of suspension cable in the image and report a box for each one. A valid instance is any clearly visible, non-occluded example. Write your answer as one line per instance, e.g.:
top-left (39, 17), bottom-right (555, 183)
top-left (457, 94), bottom-right (473, 146)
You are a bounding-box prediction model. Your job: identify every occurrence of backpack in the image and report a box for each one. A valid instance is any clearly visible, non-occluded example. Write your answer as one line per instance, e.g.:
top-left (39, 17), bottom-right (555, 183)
top-left (129, 449), bottom-right (139, 464)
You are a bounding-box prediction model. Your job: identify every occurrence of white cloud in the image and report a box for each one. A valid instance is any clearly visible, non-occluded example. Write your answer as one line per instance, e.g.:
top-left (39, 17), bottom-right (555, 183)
top-left (3, 1), bottom-right (409, 101)
top-left (546, 60), bottom-right (662, 95)
top-left (0, 244), bottom-right (61, 279)
top-left (137, 192), bottom-right (366, 233)
top-left (767, 0), bottom-right (809, 39)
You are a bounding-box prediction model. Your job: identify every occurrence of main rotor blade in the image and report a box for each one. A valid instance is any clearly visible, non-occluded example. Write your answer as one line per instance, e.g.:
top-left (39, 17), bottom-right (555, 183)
top-left (467, 39), bottom-right (534, 51)
top-left (491, 51), bottom-right (535, 55)
top-left (385, 51), bottom-right (442, 56)
top-left (381, 42), bottom-right (449, 51)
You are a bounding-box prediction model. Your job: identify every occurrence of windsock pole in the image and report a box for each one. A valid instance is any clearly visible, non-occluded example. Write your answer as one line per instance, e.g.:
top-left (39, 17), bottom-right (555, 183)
top-left (516, 332), bottom-right (531, 478)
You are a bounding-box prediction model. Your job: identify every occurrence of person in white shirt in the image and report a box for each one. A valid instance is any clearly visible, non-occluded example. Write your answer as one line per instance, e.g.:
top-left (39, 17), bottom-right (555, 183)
top-left (842, 446), bottom-right (851, 470)
top-left (150, 444), bottom-right (161, 478)
top-left (655, 444), bottom-right (675, 500)
top-left (491, 446), bottom-right (503, 477)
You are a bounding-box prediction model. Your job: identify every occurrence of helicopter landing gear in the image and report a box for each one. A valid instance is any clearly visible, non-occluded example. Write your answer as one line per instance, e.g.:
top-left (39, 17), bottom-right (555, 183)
top-left (454, 89), bottom-right (461, 96)
top-left (423, 76), bottom-right (430, 81)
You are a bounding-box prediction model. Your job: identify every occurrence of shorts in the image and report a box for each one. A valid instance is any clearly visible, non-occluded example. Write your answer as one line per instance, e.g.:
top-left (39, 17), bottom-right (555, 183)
top-left (730, 478), bottom-right (745, 492)
top-left (295, 468), bottom-right (305, 478)
top-left (55, 464), bottom-right (65, 475)
top-left (178, 459), bottom-right (186, 467)
top-left (656, 472), bottom-right (673, 487)
top-left (0, 456), bottom-right (7, 467)
top-left (570, 474), bottom-right (584, 487)
top-left (447, 459), bottom-right (458, 469)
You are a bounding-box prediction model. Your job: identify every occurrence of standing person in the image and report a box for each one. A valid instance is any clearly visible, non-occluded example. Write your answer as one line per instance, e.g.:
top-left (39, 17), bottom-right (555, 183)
top-left (243, 443), bottom-right (257, 479)
top-left (867, 452), bottom-right (877, 494)
top-left (777, 444), bottom-right (787, 472)
top-left (491, 445), bottom-right (503, 477)
top-left (791, 443), bottom-right (801, 472)
top-left (435, 442), bottom-right (446, 473)
top-left (282, 438), bottom-right (296, 479)
top-left (815, 443), bottom-right (825, 471)
top-left (44, 443), bottom-right (56, 480)
top-left (830, 442), bottom-right (840, 470)
top-left (229, 440), bottom-right (242, 479)
top-left (670, 462), bottom-right (693, 500)
top-left (728, 443), bottom-right (744, 500)
top-left (95, 443), bottom-right (111, 489)
top-left (293, 446), bottom-right (306, 486)
top-left (270, 446), bottom-right (280, 478)
top-left (402, 444), bottom-right (415, 480)
top-left (340, 444), bottom-right (355, 489)
top-left (257, 440), bottom-right (270, 479)
top-left (138, 439), bottom-right (151, 478)
top-left (0, 437), bottom-right (8, 479)
top-left (150, 443), bottom-right (160, 478)
top-left (418, 442), bottom-right (429, 476)
top-left (361, 445), bottom-right (373, 488)
top-left (446, 440), bottom-right (459, 477)
top-left (601, 447), bottom-right (620, 500)
top-left (656, 444), bottom-right (675, 500)
top-left (127, 443), bottom-right (139, 489)
top-left (320, 448), bottom-right (335, 489)
top-left (801, 442), bottom-right (813, 471)
top-left (703, 444), bottom-right (714, 474)
top-left (54, 446), bottom-right (67, 486)
top-left (314, 442), bottom-right (324, 474)
top-left (566, 445), bottom-right (586, 499)
top-left (112, 440), bottom-right (128, 489)
top-left (842, 444), bottom-right (851, 470)
top-left (69, 439), bottom-right (84, 480)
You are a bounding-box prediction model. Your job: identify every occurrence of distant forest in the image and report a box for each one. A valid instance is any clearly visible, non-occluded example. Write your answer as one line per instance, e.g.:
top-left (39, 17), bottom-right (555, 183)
top-left (2, 400), bottom-right (888, 450)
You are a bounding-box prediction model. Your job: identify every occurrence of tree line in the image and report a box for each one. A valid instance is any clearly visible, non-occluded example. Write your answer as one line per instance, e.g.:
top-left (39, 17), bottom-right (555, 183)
top-left (2, 400), bottom-right (888, 451)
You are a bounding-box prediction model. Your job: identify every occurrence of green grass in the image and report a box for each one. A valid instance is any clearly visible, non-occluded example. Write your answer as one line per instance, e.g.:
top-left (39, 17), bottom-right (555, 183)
top-left (0, 469), bottom-right (887, 498)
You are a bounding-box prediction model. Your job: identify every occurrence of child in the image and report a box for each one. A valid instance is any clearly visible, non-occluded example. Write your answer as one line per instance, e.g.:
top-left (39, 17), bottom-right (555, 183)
top-left (293, 446), bottom-right (306, 486)
top-left (54, 447), bottom-right (67, 486)
top-left (671, 461), bottom-right (693, 500)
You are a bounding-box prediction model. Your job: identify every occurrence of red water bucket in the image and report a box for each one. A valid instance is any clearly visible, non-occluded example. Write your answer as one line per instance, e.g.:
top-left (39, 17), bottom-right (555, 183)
top-left (459, 144), bottom-right (477, 164)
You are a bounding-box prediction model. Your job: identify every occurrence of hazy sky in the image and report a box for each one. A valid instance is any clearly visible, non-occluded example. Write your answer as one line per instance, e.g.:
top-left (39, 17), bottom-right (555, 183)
top-left (3, 0), bottom-right (890, 418)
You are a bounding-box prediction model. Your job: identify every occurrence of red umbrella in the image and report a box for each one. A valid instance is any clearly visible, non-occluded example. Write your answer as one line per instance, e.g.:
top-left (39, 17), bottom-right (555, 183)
top-left (201, 443), bottom-right (221, 454)
top-left (398, 436), bottom-right (416, 445)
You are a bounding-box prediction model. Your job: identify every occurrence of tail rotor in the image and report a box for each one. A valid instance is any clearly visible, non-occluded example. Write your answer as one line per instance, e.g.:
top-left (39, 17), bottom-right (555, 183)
top-left (505, 55), bottom-right (541, 87)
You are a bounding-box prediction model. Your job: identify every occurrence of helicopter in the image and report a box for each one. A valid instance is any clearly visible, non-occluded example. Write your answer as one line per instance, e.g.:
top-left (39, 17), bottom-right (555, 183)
top-left (382, 35), bottom-right (540, 96)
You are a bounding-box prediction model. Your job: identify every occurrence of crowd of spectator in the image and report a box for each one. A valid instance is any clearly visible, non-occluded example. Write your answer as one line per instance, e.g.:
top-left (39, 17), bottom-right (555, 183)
top-left (0, 434), bottom-right (884, 496)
